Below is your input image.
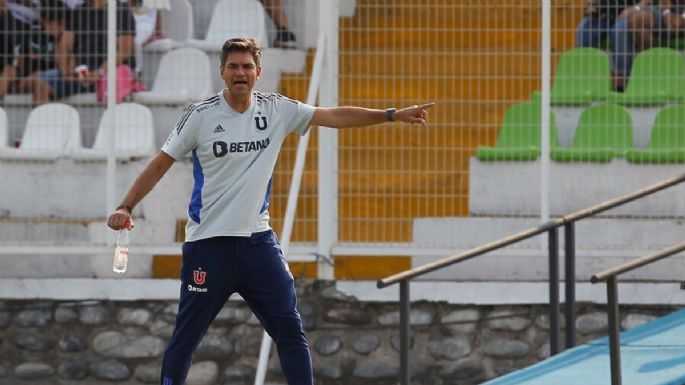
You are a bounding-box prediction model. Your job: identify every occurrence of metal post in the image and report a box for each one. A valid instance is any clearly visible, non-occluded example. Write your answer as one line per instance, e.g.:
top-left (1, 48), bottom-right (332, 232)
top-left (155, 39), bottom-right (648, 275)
top-left (548, 228), bottom-right (560, 355)
top-left (399, 280), bottom-right (410, 385)
top-left (564, 223), bottom-right (576, 349)
top-left (607, 276), bottom-right (622, 385)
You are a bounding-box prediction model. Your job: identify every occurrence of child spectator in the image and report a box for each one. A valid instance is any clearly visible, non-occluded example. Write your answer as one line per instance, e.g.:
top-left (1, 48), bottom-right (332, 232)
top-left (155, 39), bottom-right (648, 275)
top-left (70, 0), bottom-right (136, 90)
top-left (6, 0), bottom-right (83, 104)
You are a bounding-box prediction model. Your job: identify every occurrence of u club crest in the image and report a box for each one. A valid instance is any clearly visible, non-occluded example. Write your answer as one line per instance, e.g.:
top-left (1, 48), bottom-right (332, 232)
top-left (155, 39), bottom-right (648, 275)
top-left (193, 269), bottom-right (206, 285)
top-left (254, 116), bottom-right (268, 130)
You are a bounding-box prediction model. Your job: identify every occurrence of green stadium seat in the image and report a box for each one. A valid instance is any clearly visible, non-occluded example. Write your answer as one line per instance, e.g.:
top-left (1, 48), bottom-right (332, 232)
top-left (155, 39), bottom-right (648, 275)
top-left (610, 47), bottom-right (685, 106)
top-left (626, 104), bottom-right (685, 163)
top-left (551, 47), bottom-right (612, 105)
top-left (551, 103), bottom-right (633, 162)
top-left (476, 101), bottom-right (558, 161)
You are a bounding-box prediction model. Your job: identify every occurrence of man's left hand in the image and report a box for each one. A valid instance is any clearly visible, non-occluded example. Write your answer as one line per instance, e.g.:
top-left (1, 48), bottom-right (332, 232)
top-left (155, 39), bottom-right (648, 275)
top-left (395, 102), bottom-right (436, 126)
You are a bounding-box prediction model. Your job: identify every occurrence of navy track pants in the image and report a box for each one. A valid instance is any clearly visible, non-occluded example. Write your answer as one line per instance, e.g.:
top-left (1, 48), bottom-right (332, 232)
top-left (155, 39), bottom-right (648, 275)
top-left (160, 230), bottom-right (312, 385)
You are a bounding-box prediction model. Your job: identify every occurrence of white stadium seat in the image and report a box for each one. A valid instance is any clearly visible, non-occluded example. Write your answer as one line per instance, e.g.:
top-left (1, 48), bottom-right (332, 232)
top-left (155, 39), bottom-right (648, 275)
top-left (186, 0), bottom-right (269, 51)
top-left (133, 47), bottom-right (212, 105)
top-left (0, 103), bottom-right (81, 160)
top-left (144, 0), bottom-right (194, 53)
top-left (73, 103), bottom-right (156, 160)
top-left (182, 0), bottom-right (305, 93)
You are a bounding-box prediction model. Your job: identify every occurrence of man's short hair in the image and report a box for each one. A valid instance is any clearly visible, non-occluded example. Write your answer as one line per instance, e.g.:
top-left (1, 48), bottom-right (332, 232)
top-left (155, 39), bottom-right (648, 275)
top-left (40, 0), bottom-right (68, 22)
top-left (220, 38), bottom-right (262, 68)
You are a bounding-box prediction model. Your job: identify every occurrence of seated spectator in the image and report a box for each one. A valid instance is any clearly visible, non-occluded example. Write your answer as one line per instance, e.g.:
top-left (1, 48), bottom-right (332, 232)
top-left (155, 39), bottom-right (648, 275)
top-left (575, 0), bottom-right (640, 48)
top-left (129, 0), bottom-right (169, 77)
top-left (611, 0), bottom-right (685, 90)
top-left (7, 0), bottom-right (40, 30)
top-left (6, 0), bottom-right (84, 104)
top-left (0, 0), bottom-right (21, 100)
top-left (260, 0), bottom-right (296, 48)
top-left (70, 0), bottom-right (136, 93)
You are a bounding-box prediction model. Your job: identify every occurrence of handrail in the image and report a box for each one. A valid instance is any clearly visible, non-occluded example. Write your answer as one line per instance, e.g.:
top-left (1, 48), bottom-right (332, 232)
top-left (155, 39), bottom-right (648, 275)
top-left (379, 172), bottom-right (685, 288)
top-left (591, 241), bottom-right (685, 283)
top-left (377, 172), bottom-right (685, 385)
top-left (591, 240), bottom-right (685, 385)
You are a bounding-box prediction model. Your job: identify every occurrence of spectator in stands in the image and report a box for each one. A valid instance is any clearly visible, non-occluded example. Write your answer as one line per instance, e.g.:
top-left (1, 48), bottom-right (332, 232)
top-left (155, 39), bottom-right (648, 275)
top-left (6, 0), bottom-right (83, 104)
top-left (260, 0), bottom-right (296, 48)
top-left (70, 0), bottom-right (135, 91)
top-left (107, 37), bottom-right (433, 385)
top-left (6, 0), bottom-right (40, 30)
top-left (611, 0), bottom-right (685, 90)
top-left (129, 0), bottom-right (169, 77)
top-left (1, 0), bottom-right (43, 100)
top-left (0, 0), bottom-right (20, 101)
top-left (575, 0), bottom-right (640, 48)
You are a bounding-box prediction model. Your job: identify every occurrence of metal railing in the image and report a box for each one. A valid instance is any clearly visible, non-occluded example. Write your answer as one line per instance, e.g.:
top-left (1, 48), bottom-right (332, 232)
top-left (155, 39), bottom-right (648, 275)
top-left (591, 241), bottom-right (685, 385)
top-left (377, 173), bottom-right (685, 385)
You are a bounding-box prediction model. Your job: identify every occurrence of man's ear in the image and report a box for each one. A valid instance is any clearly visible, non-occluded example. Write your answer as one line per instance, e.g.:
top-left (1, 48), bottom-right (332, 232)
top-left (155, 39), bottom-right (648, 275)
top-left (256, 66), bottom-right (262, 79)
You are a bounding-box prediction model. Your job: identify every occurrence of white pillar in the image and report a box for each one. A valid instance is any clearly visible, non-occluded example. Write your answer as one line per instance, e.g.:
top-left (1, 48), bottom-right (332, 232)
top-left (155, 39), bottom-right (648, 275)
top-left (540, 0), bottom-right (551, 225)
top-left (317, 0), bottom-right (339, 280)
top-left (106, 0), bottom-right (118, 218)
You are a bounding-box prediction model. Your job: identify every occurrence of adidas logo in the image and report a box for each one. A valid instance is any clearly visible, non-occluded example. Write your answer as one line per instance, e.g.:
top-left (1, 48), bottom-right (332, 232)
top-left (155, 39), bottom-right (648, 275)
top-left (214, 124), bottom-right (225, 133)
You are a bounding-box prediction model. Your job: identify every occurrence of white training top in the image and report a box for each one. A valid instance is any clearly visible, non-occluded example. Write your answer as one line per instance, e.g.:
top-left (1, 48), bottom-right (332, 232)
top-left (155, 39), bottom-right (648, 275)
top-left (162, 90), bottom-right (316, 241)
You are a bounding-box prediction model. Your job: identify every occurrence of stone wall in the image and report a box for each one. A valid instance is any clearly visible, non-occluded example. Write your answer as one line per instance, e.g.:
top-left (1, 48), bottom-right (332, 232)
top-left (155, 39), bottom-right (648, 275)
top-left (0, 281), bottom-right (675, 385)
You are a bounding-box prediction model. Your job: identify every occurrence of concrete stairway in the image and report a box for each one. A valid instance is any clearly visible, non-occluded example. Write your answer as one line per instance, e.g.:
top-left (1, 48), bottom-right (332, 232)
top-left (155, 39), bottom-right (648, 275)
top-left (276, 0), bottom-right (581, 242)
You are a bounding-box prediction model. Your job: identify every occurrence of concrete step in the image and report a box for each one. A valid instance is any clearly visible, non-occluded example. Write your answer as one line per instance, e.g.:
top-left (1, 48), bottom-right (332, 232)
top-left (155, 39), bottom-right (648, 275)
top-left (412, 216), bottom-right (685, 281)
top-left (0, 219), bottom-right (96, 245)
top-left (342, 0), bottom-right (580, 50)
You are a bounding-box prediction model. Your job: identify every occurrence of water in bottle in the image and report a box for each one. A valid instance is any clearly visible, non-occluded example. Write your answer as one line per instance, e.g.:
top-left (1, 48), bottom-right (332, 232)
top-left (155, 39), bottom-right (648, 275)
top-left (113, 228), bottom-right (130, 273)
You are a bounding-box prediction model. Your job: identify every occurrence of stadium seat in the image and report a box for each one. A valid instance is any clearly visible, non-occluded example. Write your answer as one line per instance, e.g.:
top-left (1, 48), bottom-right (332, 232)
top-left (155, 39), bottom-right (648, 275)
top-left (551, 103), bottom-right (633, 162)
top-left (551, 47), bottom-right (612, 105)
top-left (625, 104), bottom-right (685, 163)
top-left (610, 47), bottom-right (685, 105)
top-left (72, 103), bottom-right (156, 160)
top-left (476, 101), bottom-right (558, 161)
top-left (0, 103), bottom-right (81, 160)
top-left (144, 0), bottom-right (194, 53)
top-left (186, 0), bottom-right (269, 50)
top-left (133, 47), bottom-right (212, 105)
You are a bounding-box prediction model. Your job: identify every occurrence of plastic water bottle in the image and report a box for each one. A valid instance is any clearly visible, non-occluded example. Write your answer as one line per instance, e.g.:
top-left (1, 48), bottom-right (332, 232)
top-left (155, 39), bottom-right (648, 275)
top-left (113, 228), bottom-right (130, 274)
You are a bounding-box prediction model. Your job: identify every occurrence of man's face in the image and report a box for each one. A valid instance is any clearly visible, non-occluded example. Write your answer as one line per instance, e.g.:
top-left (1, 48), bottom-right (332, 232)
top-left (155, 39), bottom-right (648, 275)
top-left (220, 51), bottom-right (261, 98)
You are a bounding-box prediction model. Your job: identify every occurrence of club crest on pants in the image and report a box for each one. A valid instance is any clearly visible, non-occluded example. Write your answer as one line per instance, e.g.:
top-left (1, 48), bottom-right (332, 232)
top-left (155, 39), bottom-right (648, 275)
top-left (193, 269), bottom-right (206, 285)
top-left (188, 268), bottom-right (208, 293)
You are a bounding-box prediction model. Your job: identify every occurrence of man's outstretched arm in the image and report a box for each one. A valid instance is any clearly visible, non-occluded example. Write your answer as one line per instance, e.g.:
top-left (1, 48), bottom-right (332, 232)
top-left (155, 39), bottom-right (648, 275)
top-left (107, 151), bottom-right (176, 230)
top-left (310, 103), bottom-right (435, 129)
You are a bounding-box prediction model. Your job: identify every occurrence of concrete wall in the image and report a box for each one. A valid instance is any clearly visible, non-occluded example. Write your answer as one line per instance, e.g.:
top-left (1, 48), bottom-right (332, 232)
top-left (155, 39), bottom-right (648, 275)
top-left (0, 281), bottom-right (675, 385)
